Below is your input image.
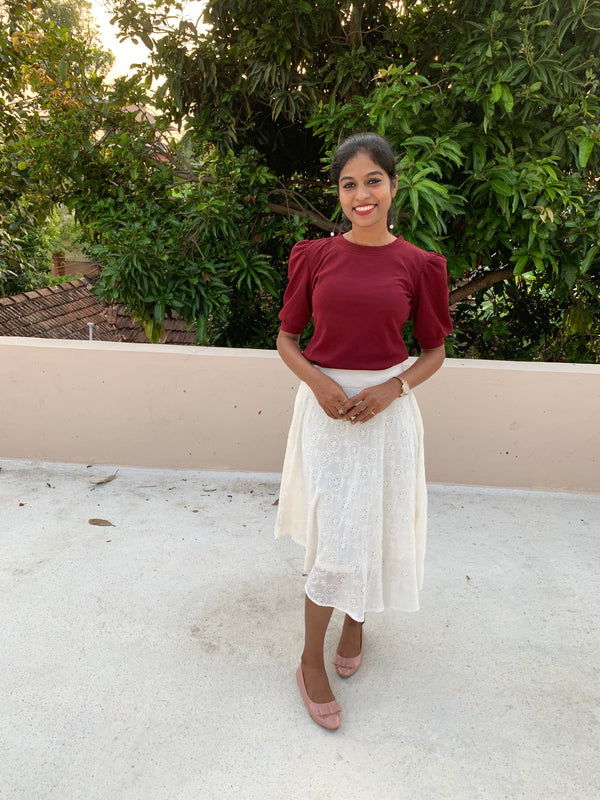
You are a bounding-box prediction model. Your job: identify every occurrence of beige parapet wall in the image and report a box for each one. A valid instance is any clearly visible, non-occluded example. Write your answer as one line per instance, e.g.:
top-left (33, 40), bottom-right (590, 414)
top-left (1, 337), bottom-right (598, 494)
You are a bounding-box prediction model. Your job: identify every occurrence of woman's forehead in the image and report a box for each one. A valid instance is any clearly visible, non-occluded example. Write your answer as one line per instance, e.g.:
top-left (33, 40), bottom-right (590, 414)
top-left (339, 152), bottom-right (385, 179)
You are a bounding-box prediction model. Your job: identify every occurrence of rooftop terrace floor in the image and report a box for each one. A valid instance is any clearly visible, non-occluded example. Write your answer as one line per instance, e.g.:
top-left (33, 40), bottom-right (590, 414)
top-left (1, 460), bottom-right (599, 800)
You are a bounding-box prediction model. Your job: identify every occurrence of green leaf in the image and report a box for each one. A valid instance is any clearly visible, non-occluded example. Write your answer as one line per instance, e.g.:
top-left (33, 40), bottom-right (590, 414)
top-left (472, 143), bottom-right (486, 172)
top-left (501, 85), bottom-right (514, 113)
top-left (490, 178), bottom-right (513, 196)
top-left (403, 135), bottom-right (434, 147)
top-left (561, 263), bottom-right (577, 289)
top-left (139, 31), bottom-right (154, 50)
top-left (578, 138), bottom-right (594, 169)
top-left (408, 186), bottom-right (419, 218)
top-left (580, 246), bottom-right (598, 274)
top-left (513, 255), bottom-right (530, 275)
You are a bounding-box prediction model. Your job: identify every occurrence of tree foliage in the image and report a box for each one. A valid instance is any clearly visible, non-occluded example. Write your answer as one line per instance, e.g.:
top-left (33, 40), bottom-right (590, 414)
top-left (0, 0), bottom-right (112, 293)
top-left (308, 0), bottom-right (600, 359)
top-left (99, 0), bottom-right (600, 358)
top-left (3, 0), bottom-right (600, 358)
top-left (41, 0), bottom-right (114, 73)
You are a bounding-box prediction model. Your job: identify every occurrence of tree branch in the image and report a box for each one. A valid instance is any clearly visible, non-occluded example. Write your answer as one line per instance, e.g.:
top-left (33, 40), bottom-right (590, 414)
top-left (266, 202), bottom-right (338, 232)
top-left (449, 266), bottom-right (514, 304)
top-left (270, 185), bottom-right (329, 221)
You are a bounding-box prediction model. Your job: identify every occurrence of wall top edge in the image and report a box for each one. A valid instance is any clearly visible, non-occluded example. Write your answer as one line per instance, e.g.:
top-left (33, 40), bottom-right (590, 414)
top-left (0, 337), bottom-right (599, 373)
top-left (440, 358), bottom-right (600, 374)
top-left (0, 337), bottom-right (280, 359)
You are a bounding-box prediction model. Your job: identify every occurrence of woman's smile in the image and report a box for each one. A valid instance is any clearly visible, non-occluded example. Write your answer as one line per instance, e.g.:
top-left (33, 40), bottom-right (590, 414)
top-left (353, 204), bottom-right (377, 215)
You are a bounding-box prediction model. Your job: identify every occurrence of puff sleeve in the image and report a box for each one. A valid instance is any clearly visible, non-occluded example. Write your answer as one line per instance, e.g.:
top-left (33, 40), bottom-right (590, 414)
top-left (411, 252), bottom-right (453, 349)
top-left (278, 240), bottom-right (313, 335)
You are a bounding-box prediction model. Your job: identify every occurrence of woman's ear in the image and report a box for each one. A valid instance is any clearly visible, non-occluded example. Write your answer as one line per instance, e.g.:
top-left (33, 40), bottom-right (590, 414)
top-left (391, 176), bottom-right (398, 198)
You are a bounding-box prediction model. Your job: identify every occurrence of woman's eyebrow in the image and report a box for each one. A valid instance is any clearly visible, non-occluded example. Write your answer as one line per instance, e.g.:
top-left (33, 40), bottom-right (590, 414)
top-left (340, 169), bottom-right (385, 181)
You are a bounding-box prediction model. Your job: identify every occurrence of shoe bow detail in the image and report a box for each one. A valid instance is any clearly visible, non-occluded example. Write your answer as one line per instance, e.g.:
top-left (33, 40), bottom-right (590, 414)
top-left (316, 700), bottom-right (342, 717)
top-left (333, 631), bottom-right (363, 678)
top-left (333, 654), bottom-right (360, 669)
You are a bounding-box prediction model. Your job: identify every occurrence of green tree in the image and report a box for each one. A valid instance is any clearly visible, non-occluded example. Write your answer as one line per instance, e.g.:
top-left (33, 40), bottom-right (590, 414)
top-left (0, 0), bottom-right (112, 294)
top-left (101, 0), bottom-right (600, 358)
top-left (40, 0), bottom-right (114, 74)
top-left (98, 0), bottom-right (436, 344)
top-left (5, 1), bottom-right (598, 357)
top-left (308, 0), bottom-right (600, 359)
top-left (1, 1), bottom-right (291, 343)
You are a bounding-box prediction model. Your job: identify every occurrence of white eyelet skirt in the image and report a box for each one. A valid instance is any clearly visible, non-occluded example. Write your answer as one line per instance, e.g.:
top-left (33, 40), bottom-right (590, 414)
top-left (275, 362), bottom-right (427, 622)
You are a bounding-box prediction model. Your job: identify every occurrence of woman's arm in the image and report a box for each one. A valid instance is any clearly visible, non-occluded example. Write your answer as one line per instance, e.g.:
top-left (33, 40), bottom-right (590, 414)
top-left (338, 345), bottom-right (446, 423)
top-left (395, 344), bottom-right (446, 391)
top-left (276, 330), bottom-right (350, 420)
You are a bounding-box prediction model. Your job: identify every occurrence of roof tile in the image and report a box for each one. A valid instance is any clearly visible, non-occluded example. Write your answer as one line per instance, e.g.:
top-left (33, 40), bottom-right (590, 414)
top-left (0, 270), bottom-right (196, 345)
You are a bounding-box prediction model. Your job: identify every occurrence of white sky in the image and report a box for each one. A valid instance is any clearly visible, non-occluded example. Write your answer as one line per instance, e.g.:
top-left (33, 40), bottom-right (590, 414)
top-left (90, 1), bottom-right (206, 80)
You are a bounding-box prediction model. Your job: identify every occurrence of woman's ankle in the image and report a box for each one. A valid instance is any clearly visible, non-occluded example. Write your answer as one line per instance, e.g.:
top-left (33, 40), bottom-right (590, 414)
top-left (300, 652), bottom-right (326, 670)
top-left (342, 616), bottom-right (363, 634)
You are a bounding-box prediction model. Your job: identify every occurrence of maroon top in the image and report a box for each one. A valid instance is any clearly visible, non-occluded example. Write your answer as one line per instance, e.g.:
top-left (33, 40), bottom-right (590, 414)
top-left (278, 234), bottom-right (452, 370)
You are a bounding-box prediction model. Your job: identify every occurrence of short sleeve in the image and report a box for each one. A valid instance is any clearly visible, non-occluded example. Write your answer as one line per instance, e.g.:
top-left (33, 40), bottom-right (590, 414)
top-left (411, 252), bottom-right (453, 349)
top-left (278, 240), bottom-right (313, 335)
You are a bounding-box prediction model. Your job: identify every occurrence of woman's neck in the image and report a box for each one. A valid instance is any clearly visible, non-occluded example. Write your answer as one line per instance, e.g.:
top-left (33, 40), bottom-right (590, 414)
top-left (343, 227), bottom-right (396, 247)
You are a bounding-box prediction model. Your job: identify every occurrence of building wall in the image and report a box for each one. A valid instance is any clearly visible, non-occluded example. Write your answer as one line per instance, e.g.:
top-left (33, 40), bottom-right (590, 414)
top-left (1, 337), bottom-right (598, 493)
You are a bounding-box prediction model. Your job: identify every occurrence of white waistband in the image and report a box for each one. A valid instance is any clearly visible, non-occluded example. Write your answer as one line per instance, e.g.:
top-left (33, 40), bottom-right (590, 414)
top-left (315, 361), bottom-right (407, 390)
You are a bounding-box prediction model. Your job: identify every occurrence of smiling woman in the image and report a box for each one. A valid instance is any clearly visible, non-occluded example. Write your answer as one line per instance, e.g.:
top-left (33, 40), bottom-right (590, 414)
top-left (337, 152), bottom-right (397, 244)
top-left (334, 136), bottom-right (398, 243)
top-left (274, 132), bottom-right (453, 731)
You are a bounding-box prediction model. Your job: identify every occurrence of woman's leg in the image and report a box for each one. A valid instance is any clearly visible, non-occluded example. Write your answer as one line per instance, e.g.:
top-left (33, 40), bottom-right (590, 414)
top-left (300, 594), bottom-right (335, 703)
top-left (336, 614), bottom-right (364, 657)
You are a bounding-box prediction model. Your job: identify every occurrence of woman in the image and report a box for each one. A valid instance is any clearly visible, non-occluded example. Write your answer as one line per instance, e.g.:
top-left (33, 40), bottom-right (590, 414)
top-left (275, 132), bottom-right (452, 730)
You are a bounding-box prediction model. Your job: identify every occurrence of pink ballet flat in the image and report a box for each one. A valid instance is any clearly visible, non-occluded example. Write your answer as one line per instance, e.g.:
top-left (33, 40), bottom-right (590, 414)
top-left (296, 665), bottom-right (341, 730)
top-left (333, 629), bottom-right (363, 678)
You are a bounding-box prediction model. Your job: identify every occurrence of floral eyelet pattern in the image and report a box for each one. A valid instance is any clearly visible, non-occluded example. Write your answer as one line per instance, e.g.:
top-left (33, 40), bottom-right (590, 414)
top-left (275, 365), bottom-right (427, 621)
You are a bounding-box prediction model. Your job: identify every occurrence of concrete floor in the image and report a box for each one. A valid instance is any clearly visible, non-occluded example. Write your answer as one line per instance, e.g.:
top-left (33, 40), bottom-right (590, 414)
top-left (0, 459), bottom-right (598, 800)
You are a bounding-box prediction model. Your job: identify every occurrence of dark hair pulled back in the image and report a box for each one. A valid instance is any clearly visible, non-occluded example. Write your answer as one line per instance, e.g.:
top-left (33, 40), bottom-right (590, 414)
top-left (329, 133), bottom-right (398, 229)
top-left (329, 132), bottom-right (397, 184)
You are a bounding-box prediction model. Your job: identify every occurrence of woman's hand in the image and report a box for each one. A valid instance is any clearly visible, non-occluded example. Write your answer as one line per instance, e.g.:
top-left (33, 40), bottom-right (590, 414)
top-left (338, 345), bottom-right (446, 424)
top-left (339, 379), bottom-right (401, 424)
top-left (276, 330), bottom-right (349, 419)
top-left (310, 372), bottom-right (350, 420)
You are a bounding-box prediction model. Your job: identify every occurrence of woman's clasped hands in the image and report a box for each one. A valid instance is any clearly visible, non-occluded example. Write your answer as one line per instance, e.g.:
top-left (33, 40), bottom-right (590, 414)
top-left (313, 374), bottom-right (401, 424)
top-left (339, 380), bottom-right (401, 424)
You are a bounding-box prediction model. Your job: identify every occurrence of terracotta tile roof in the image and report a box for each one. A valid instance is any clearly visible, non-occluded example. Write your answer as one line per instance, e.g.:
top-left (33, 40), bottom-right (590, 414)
top-left (0, 271), bottom-right (197, 345)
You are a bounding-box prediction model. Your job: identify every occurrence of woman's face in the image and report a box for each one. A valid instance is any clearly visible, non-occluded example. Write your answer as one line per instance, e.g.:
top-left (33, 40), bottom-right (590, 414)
top-left (338, 150), bottom-right (397, 235)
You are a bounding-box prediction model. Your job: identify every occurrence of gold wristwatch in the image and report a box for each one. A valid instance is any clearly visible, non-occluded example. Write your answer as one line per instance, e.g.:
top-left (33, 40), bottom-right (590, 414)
top-left (394, 376), bottom-right (410, 397)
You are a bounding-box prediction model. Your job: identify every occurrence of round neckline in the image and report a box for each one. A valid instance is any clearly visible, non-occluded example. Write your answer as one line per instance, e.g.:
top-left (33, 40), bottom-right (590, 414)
top-left (337, 233), bottom-right (403, 249)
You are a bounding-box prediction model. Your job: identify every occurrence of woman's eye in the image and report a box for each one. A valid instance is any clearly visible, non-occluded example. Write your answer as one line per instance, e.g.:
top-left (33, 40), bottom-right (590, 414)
top-left (341, 178), bottom-right (382, 189)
